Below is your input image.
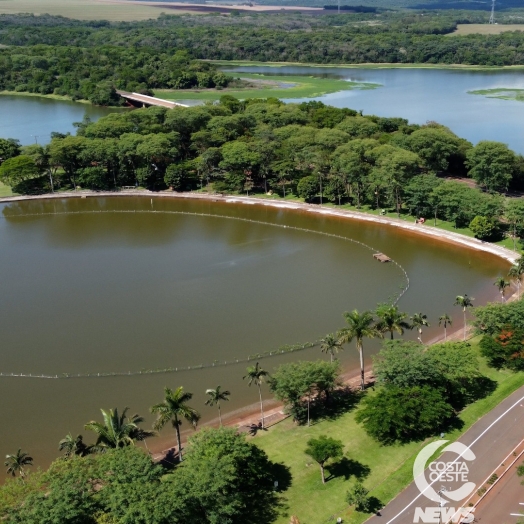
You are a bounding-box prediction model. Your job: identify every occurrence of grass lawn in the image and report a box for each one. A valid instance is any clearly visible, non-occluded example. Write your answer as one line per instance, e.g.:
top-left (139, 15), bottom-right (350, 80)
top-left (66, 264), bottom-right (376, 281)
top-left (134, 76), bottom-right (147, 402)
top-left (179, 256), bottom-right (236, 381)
top-left (0, 182), bottom-right (13, 198)
top-left (0, 0), bottom-right (169, 21)
top-left (155, 74), bottom-right (379, 102)
top-left (253, 339), bottom-right (524, 524)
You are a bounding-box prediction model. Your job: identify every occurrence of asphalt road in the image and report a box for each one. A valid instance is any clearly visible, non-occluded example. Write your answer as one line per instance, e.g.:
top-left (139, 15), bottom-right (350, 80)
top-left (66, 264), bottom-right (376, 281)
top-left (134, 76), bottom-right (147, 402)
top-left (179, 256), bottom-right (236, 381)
top-left (367, 385), bottom-right (524, 524)
top-left (475, 461), bottom-right (524, 523)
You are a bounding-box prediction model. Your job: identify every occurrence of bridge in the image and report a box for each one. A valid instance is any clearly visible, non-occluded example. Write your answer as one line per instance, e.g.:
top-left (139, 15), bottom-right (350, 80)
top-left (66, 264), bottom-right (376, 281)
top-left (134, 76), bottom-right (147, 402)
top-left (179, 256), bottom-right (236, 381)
top-left (116, 90), bottom-right (189, 109)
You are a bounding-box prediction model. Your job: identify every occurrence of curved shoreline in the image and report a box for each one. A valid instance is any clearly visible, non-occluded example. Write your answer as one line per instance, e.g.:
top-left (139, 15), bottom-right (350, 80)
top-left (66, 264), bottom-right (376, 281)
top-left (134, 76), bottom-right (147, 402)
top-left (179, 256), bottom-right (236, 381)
top-left (1, 190), bottom-right (519, 265)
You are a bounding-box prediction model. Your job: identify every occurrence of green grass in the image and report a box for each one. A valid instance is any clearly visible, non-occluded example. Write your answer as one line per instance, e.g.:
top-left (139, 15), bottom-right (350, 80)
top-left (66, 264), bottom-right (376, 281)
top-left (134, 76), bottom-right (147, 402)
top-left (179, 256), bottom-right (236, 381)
top-left (0, 181), bottom-right (13, 197)
top-left (0, 91), bottom-right (91, 104)
top-left (155, 73), bottom-right (379, 102)
top-left (253, 339), bottom-right (524, 524)
top-left (468, 88), bottom-right (524, 102)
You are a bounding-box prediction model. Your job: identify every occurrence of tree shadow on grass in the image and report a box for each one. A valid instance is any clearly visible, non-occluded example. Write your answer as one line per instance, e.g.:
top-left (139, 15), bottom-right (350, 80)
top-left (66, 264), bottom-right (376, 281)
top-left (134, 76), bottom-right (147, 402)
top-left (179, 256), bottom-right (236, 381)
top-left (311, 386), bottom-right (364, 423)
top-left (450, 375), bottom-right (498, 410)
top-left (365, 496), bottom-right (383, 515)
top-left (326, 457), bottom-right (371, 482)
top-left (267, 461), bottom-right (292, 492)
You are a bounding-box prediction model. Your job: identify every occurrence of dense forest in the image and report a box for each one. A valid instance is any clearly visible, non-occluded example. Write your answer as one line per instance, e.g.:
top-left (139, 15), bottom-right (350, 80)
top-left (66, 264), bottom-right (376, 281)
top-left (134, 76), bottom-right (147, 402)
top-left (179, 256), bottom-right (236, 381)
top-left (2, 97), bottom-right (524, 241)
top-left (0, 11), bottom-right (524, 72)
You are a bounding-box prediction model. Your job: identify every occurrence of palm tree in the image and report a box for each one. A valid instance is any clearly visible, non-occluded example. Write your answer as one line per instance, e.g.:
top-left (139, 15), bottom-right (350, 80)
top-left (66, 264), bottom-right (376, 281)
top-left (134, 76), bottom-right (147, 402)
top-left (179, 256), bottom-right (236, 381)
top-left (320, 333), bottom-right (343, 363)
top-left (58, 434), bottom-right (90, 458)
top-left (438, 314), bottom-right (452, 342)
top-left (205, 386), bottom-right (230, 427)
top-left (150, 387), bottom-right (200, 461)
top-left (411, 313), bottom-right (430, 344)
top-left (375, 304), bottom-right (411, 340)
top-left (5, 449), bottom-right (33, 481)
top-left (494, 276), bottom-right (510, 302)
top-left (455, 294), bottom-right (474, 341)
top-left (509, 264), bottom-right (524, 300)
top-left (338, 309), bottom-right (381, 391)
top-left (85, 407), bottom-right (156, 452)
top-left (244, 362), bottom-right (270, 429)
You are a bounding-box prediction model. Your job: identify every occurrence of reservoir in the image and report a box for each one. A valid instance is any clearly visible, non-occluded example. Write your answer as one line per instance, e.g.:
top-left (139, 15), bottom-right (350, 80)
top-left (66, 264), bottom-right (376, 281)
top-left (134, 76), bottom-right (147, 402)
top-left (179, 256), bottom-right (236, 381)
top-left (0, 196), bottom-right (509, 466)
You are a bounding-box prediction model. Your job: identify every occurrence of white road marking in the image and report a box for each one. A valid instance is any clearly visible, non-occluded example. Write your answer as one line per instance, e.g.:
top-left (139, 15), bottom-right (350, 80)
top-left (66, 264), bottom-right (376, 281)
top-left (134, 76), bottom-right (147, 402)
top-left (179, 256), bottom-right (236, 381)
top-left (383, 393), bottom-right (524, 523)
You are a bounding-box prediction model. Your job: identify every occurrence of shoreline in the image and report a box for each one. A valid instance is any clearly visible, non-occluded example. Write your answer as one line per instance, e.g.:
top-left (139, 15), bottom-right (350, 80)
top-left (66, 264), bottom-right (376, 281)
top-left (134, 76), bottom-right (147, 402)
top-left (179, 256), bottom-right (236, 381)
top-left (1, 189), bottom-right (518, 460)
top-left (211, 59), bottom-right (524, 72)
top-left (1, 190), bottom-right (518, 264)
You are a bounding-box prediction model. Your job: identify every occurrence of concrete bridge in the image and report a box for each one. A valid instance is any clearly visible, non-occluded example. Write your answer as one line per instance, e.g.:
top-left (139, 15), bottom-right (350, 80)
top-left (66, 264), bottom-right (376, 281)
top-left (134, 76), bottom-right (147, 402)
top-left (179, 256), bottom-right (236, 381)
top-left (116, 90), bottom-right (189, 109)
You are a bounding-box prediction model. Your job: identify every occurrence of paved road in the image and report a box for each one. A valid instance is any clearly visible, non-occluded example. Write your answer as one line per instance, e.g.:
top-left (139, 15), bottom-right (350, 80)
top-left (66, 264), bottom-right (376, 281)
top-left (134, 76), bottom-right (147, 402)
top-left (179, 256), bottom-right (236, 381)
top-left (367, 385), bottom-right (524, 524)
top-left (475, 462), bottom-right (524, 523)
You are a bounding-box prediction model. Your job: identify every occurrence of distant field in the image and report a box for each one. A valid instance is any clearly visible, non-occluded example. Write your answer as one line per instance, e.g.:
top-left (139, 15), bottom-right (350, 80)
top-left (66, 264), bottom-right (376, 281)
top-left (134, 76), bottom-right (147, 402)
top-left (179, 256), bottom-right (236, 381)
top-left (450, 23), bottom-right (524, 36)
top-left (0, 0), bottom-right (173, 21)
top-left (156, 73), bottom-right (379, 102)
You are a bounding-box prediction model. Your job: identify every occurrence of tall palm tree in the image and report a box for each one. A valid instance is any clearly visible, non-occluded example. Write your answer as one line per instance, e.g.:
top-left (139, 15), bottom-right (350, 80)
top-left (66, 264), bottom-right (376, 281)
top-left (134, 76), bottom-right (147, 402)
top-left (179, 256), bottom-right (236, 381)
top-left (58, 434), bottom-right (90, 458)
top-left (320, 333), bottom-right (343, 363)
top-left (150, 387), bottom-right (200, 461)
top-left (205, 386), bottom-right (230, 427)
top-left (494, 276), bottom-right (510, 302)
top-left (438, 314), bottom-right (452, 342)
top-left (411, 313), bottom-right (430, 344)
top-left (509, 263), bottom-right (524, 300)
top-left (5, 449), bottom-right (33, 481)
top-left (455, 294), bottom-right (474, 341)
top-left (244, 362), bottom-right (270, 429)
top-left (375, 304), bottom-right (411, 340)
top-left (338, 309), bottom-right (381, 391)
top-left (85, 407), bottom-right (156, 452)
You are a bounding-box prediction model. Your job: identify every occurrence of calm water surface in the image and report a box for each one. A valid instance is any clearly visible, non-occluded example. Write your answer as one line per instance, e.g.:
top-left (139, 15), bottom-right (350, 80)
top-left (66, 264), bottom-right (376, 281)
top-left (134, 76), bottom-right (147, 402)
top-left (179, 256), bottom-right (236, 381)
top-left (0, 95), bottom-right (121, 145)
top-left (0, 196), bottom-right (509, 467)
top-left (224, 66), bottom-right (524, 154)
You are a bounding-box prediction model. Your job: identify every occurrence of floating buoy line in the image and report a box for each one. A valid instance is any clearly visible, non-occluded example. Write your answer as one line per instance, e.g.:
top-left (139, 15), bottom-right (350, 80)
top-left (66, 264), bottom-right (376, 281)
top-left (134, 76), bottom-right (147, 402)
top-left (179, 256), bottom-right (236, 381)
top-left (0, 209), bottom-right (410, 379)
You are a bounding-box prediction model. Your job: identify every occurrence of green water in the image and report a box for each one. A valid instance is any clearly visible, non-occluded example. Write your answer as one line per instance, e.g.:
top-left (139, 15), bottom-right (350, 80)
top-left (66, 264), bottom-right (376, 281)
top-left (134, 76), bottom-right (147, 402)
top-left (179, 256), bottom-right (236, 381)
top-left (0, 196), bottom-right (508, 468)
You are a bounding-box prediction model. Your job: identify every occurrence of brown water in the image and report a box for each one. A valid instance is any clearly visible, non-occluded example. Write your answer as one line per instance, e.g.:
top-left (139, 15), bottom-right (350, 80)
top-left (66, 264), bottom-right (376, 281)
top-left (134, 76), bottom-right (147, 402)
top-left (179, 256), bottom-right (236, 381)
top-left (0, 196), bottom-right (509, 468)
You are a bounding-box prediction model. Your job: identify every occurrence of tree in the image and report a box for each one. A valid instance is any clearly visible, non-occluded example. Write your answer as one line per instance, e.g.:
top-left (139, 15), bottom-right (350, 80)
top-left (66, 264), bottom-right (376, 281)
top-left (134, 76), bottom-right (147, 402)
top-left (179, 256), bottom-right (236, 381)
top-left (505, 199), bottom-right (524, 251)
top-left (346, 481), bottom-right (373, 513)
top-left (466, 141), bottom-right (516, 192)
top-left (469, 215), bottom-right (496, 240)
top-left (494, 277), bottom-right (510, 302)
top-left (85, 407), bottom-right (155, 451)
top-left (0, 155), bottom-right (40, 188)
top-left (5, 449), bottom-right (33, 481)
top-left (296, 175), bottom-right (318, 202)
top-left (376, 304), bottom-right (410, 340)
top-left (439, 313), bottom-right (452, 342)
top-left (167, 427), bottom-right (280, 524)
top-left (355, 385), bottom-right (454, 444)
top-left (455, 295), bottom-right (474, 341)
top-left (304, 435), bottom-right (343, 484)
top-left (320, 333), bottom-right (343, 362)
top-left (508, 264), bottom-right (524, 300)
top-left (0, 138), bottom-right (21, 162)
top-left (269, 360), bottom-right (340, 424)
top-left (58, 434), bottom-right (90, 458)
top-left (243, 362), bottom-right (269, 429)
top-left (480, 327), bottom-right (524, 371)
top-left (205, 385), bottom-right (230, 427)
top-left (150, 387), bottom-right (199, 461)
top-left (410, 313), bottom-right (430, 344)
top-left (338, 310), bottom-right (381, 391)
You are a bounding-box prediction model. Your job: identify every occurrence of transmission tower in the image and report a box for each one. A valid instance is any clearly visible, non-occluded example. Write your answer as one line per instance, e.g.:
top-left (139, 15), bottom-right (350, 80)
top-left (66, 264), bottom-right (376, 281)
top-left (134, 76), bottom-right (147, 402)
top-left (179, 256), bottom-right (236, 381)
top-left (489, 0), bottom-right (496, 24)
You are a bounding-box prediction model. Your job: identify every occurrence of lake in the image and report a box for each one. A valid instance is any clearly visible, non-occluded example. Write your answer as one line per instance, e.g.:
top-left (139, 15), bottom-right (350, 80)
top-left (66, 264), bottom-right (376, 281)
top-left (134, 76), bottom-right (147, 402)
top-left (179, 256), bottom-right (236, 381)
top-left (0, 95), bottom-right (120, 145)
top-left (0, 196), bottom-right (509, 467)
top-left (223, 65), bottom-right (524, 154)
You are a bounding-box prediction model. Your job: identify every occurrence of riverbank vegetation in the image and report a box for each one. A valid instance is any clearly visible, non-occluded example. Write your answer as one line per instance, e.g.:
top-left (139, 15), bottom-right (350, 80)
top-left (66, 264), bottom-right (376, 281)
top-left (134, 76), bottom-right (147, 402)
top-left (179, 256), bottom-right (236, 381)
top-left (2, 97), bottom-right (524, 246)
top-left (2, 296), bottom-right (524, 523)
top-left (0, 10), bottom-right (524, 82)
